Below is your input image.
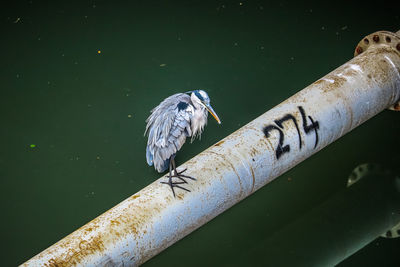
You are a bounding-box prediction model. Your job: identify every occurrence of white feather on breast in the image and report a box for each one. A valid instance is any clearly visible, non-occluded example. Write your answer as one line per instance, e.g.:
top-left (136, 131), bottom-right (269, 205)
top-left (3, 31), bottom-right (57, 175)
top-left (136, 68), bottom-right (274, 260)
top-left (190, 107), bottom-right (208, 141)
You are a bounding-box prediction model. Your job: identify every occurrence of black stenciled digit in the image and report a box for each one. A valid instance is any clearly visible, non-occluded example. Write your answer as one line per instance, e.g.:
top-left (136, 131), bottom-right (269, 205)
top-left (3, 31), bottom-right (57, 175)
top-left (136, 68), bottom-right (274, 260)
top-left (274, 114), bottom-right (302, 150)
top-left (263, 125), bottom-right (290, 159)
top-left (298, 106), bottom-right (319, 148)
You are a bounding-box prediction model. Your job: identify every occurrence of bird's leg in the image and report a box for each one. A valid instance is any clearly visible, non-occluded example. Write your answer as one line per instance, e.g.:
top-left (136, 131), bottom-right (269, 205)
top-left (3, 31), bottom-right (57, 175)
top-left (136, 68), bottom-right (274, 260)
top-left (171, 157), bottom-right (196, 181)
top-left (161, 156), bottom-right (190, 197)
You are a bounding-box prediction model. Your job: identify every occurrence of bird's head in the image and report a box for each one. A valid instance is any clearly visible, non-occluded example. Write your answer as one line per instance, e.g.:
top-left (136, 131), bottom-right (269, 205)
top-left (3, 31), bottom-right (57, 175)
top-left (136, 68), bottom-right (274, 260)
top-left (190, 90), bottom-right (221, 124)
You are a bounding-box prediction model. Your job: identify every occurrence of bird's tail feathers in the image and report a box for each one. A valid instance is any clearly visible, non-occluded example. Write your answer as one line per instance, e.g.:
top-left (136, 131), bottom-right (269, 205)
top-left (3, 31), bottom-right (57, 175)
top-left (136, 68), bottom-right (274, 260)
top-left (146, 146), bottom-right (153, 166)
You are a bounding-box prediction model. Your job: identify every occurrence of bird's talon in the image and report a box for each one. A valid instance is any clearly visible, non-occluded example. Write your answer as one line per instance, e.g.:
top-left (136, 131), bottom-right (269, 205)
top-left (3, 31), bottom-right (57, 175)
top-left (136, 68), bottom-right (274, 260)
top-left (176, 168), bottom-right (187, 174)
top-left (160, 181), bottom-right (191, 197)
top-left (173, 185), bottom-right (191, 192)
top-left (168, 172), bottom-right (196, 183)
top-left (179, 174), bottom-right (196, 180)
top-left (160, 181), bottom-right (186, 185)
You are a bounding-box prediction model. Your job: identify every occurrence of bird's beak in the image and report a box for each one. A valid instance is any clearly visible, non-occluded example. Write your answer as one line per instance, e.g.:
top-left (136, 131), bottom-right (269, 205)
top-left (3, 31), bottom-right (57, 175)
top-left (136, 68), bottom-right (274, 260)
top-left (205, 104), bottom-right (221, 124)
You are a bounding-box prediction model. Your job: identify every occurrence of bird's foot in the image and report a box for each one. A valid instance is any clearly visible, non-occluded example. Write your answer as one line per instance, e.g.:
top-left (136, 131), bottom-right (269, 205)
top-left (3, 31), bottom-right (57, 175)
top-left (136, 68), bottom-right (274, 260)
top-left (168, 168), bottom-right (196, 183)
top-left (161, 168), bottom-right (196, 197)
top-left (160, 180), bottom-right (190, 198)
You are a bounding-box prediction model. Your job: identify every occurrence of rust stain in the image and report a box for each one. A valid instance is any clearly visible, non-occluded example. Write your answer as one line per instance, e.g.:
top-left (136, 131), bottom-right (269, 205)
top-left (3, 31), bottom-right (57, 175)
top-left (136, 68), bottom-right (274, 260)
top-left (313, 79), bottom-right (324, 85)
top-left (214, 140), bottom-right (225, 146)
top-left (110, 220), bottom-right (121, 226)
top-left (363, 47), bottom-right (399, 83)
top-left (249, 147), bottom-right (257, 157)
top-left (249, 164), bottom-right (255, 193)
top-left (27, 184), bottom-right (170, 267)
top-left (260, 133), bottom-right (273, 151)
top-left (320, 75), bottom-right (347, 93)
top-left (46, 234), bottom-right (106, 267)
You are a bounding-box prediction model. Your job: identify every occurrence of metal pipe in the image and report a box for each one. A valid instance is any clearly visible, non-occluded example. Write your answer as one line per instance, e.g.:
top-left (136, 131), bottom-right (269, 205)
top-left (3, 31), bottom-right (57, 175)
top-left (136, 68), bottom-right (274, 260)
top-left (21, 30), bottom-right (400, 267)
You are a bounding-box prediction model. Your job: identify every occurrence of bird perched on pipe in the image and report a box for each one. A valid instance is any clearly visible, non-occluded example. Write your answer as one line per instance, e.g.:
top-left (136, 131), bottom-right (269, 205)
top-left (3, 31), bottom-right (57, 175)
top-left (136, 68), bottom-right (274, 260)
top-left (145, 90), bottom-right (221, 196)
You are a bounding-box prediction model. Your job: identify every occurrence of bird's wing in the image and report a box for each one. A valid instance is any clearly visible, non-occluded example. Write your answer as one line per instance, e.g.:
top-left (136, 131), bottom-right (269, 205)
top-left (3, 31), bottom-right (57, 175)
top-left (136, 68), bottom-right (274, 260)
top-left (145, 93), bottom-right (193, 172)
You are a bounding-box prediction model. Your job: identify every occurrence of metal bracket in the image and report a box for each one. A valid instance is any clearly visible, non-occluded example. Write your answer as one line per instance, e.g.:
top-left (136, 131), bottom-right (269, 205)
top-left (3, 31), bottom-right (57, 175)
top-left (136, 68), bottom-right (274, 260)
top-left (381, 221), bottom-right (400, 239)
top-left (354, 30), bottom-right (400, 111)
top-left (347, 163), bottom-right (400, 238)
top-left (346, 163), bottom-right (382, 187)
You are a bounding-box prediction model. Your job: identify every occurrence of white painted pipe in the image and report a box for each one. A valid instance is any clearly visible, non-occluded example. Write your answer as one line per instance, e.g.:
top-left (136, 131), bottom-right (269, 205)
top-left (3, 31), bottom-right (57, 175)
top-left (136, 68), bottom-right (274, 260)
top-left (21, 30), bottom-right (400, 266)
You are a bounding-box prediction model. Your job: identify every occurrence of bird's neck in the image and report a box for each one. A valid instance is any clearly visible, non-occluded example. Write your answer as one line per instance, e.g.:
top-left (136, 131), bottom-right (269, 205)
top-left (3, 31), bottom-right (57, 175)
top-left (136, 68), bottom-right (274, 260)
top-left (190, 105), bottom-right (208, 140)
top-left (192, 102), bottom-right (207, 117)
top-left (191, 99), bottom-right (203, 110)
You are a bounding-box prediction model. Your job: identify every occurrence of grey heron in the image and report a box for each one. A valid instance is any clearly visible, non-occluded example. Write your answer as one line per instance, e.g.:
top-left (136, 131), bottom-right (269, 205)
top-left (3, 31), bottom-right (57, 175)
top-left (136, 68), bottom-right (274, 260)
top-left (145, 90), bottom-right (221, 196)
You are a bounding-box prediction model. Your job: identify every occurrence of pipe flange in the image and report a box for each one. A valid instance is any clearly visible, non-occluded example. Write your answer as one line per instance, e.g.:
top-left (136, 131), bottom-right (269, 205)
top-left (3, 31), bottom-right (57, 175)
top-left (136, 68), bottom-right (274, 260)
top-left (354, 30), bottom-right (400, 111)
top-left (388, 102), bottom-right (400, 111)
top-left (381, 221), bottom-right (400, 239)
top-left (346, 163), bottom-right (383, 187)
top-left (354, 30), bottom-right (400, 57)
top-left (347, 164), bottom-right (400, 238)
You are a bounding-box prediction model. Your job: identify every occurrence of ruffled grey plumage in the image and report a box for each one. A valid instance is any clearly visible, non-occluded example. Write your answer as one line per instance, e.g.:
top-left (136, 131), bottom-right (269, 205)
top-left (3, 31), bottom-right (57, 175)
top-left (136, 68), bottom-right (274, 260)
top-left (145, 93), bottom-right (193, 172)
top-left (145, 90), bottom-right (220, 174)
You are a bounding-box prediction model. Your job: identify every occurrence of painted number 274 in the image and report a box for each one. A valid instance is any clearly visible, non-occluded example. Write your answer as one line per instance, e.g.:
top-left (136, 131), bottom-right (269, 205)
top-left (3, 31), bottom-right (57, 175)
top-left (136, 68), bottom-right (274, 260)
top-left (263, 106), bottom-right (319, 159)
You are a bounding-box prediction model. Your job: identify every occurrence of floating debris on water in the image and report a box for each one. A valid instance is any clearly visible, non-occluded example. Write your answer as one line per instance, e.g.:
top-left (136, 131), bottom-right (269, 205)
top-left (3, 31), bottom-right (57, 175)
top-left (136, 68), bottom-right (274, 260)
top-left (159, 63), bottom-right (166, 67)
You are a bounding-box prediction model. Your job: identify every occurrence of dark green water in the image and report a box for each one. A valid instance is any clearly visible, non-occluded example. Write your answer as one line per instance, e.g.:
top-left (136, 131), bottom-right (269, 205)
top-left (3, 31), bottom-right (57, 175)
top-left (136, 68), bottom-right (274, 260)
top-left (1, 1), bottom-right (399, 266)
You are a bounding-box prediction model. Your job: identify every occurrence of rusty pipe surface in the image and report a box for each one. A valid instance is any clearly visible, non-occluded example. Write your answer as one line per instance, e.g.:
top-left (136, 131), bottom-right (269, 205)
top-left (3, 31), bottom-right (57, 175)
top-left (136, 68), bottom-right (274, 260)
top-left (21, 30), bottom-right (400, 267)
